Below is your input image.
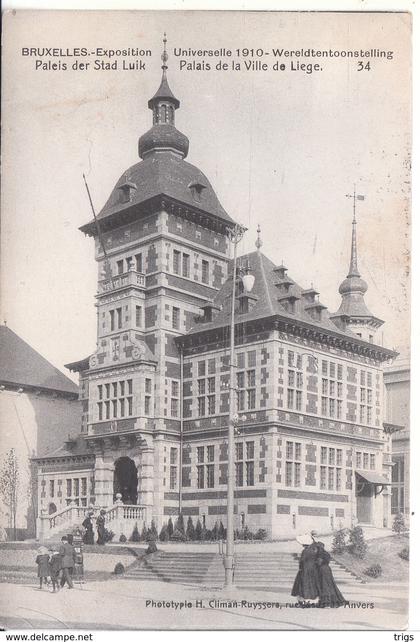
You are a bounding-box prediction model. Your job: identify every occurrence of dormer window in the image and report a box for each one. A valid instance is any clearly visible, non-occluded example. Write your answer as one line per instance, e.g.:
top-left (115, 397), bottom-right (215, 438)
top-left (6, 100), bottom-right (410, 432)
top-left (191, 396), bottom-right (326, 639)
top-left (117, 180), bottom-right (137, 204)
top-left (188, 181), bottom-right (207, 203)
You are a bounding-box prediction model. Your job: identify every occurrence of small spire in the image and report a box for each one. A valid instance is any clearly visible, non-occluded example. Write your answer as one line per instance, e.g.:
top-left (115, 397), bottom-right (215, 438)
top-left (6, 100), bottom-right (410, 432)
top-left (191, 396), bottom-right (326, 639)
top-left (161, 32), bottom-right (168, 73)
top-left (348, 211), bottom-right (360, 277)
top-left (255, 224), bottom-right (263, 251)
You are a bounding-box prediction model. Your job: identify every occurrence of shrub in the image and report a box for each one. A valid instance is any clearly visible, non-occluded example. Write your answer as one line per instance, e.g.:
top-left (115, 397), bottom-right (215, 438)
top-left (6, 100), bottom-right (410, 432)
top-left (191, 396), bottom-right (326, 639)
top-left (119, 534), bottom-right (127, 543)
top-left (218, 522), bottom-right (226, 540)
top-left (113, 562), bottom-right (125, 575)
top-left (348, 525), bottom-right (367, 559)
top-left (159, 524), bottom-right (169, 542)
top-left (399, 547), bottom-right (409, 561)
top-left (147, 520), bottom-right (158, 542)
top-left (146, 541), bottom-right (158, 554)
top-left (392, 513), bottom-right (406, 534)
top-left (195, 519), bottom-right (203, 541)
top-left (140, 524), bottom-right (148, 541)
top-left (104, 528), bottom-right (114, 543)
top-left (255, 528), bottom-right (268, 541)
top-left (364, 564), bottom-right (382, 578)
top-left (175, 514), bottom-right (185, 535)
top-left (332, 528), bottom-right (348, 554)
top-left (167, 517), bottom-right (174, 539)
top-left (171, 528), bottom-right (187, 542)
top-left (130, 523), bottom-right (141, 543)
top-left (186, 516), bottom-right (195, 540)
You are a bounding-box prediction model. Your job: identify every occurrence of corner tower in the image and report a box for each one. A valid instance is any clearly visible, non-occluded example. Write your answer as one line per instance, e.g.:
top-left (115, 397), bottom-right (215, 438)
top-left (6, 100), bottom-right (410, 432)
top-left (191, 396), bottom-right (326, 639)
top-left (331, 190), bottom-right (383, 342)
top-left (75, 36), bottom-right (236, 525)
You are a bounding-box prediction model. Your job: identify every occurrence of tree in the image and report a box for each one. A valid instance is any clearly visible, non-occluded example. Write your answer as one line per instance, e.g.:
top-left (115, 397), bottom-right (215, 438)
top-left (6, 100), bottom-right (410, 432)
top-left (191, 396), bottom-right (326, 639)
top-left (348, 525), bottom-right (367, 559)
top-left (392, 513), bottom-right (406, 534)
top-left (0, 449), bottom-right (19, 540)
top-left (195, 518), bottom-right (203, 541)
top-left (140, 524), bottom-right (148, 541)
top-left (332, 528), bottom-right (348, 554)
top-left (148, 519), bottom-right (158, 541)
top-left (167, 517), bottom-right (174, 539)
top-left (175, 514), bottom-right (185, 535)
top-left (159, 523), bottom-right (169, 542)
top-left (186, 516), bottom-right (195, 540)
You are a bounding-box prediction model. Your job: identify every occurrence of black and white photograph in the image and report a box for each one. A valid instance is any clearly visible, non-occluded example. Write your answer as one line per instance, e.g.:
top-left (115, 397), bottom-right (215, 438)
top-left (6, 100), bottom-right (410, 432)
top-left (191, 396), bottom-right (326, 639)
top-left (0, 8), bottom-right (413, 632)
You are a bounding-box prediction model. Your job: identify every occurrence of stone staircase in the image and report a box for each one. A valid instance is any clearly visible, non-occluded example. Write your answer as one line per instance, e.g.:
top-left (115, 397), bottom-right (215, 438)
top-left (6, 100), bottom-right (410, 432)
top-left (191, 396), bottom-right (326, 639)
top-left (125, 550), bottom-right (362, 592)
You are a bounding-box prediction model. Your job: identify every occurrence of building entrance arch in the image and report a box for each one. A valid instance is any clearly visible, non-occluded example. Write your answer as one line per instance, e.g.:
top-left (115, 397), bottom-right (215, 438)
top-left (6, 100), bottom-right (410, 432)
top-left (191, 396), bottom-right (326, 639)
top-left (113, 456), bottom-right (138, 504)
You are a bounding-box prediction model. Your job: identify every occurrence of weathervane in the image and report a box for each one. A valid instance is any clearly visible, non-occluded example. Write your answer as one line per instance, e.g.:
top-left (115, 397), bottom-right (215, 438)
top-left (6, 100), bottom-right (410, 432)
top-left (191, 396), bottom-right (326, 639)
top-left (346, 184), bottom-right (365, 222)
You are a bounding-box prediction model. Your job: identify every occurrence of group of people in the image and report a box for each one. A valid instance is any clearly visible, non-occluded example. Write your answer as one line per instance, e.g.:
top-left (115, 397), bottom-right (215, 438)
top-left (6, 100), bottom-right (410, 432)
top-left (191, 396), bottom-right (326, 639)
top-left (81, 509), bottom-right (106, 545)
top-left (35, 535), bottom-right (77, 592)
top-left (291, 532), bottom-right (347, 608)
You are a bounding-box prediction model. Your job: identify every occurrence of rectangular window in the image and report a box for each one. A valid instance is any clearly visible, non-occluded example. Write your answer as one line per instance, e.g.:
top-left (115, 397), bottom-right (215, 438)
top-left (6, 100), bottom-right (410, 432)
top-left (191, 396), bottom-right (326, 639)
top-left (328, 467), bottom-right (335, 490)
top-left (119, 381), bottom-right (125, 396)
top-left (207, 445), bottom-right (215, 462)
top-left (363, 453), bottom-right (369, 469)
top-left (248, 351), bottom-right (256, 367)
top-left (247, 389), bottom-right (256, 410)
top-left (81, 478), bottom-right (87, 496)
top-left (286, 441), bottom-right (294, 460)
top-left (296, 372), bottom-right (303, 388)
top-left (356, 452), bottom-right (362, 468)
top-left (110, 310), bottom-right (115, 332)
top-left (97, 402), bottom-right (103, 421)
top-left (112, 399), bottom-right (117, 418)
top-left (207, 395), bottom-right (216, 415)
top-left (287, 389), bottom-right (294, 409)
top-left (337, 382), bottom-right (343, 398)
top-left (367, 406), bottom-right (372, 424)
top-left (367, 372), bottom-right (373, 387)
top-left (246, 441), bottom-right (254, 460)
top-left (329, 363), bottom-right (335, 378)
top-left (197, 466), bottom-right (205, 489)
top-left (145, 396), bottom-right (151, 415)
top-left (247, 370), bottom-right (256, 387)
top-left (202, 260), bottom-right (209, 284)
top-left (145, 378), bottom-right (152, 394)
top-left (112, 382), bottom-right (118, 397)
top-left (336, 468), bottom-right (342, 491)
top-left (296, 354), bottom-right (303, 370)
top-left (360, 388), bottom-right (366, 403)
top-left (321, 397), bottom-right (328, 415)
top-left (235, 442), bottom-right (243, 461)
top-left (296, 390), bottom-right (302, 411)
top-left (360, 405), bottom-right (366, 423)
top-left (329, 380), bottom-right (335, 396)
top-left (170, 448), bottom-right (177, 465)
top-left (360, 370), bottom-right (366, 386)
top-left (105, 400), bottom-right (110, 420)
top-left (336, 449), bottom-right (343, 466)
top-left (135, 306), bottom-right (142, 328)
top-left (66, 479), bottom-right (72, 497)
top-left (49, 480), bottom-right (55, 498)
top-left (337, 400), bottom-right (342, 419)
top-left (171, 381), bottom-right (179, 397)
top-left (171, 398), bottom-right (178, 417)
top-left (294, 463), bottom-right (301, 487)
top-left (116, 307), bottom-right (122, 329)
top-left (370, 454), bottom-right (376, 470)
top-left (246, 461), bottom-right (254, 486)
top-left (98, 384), bottom-right (103, 400)
top-left (328, 448), bottom-right (335, 466)
top-left (208, 358), bottom-right (216, 375)
top-left (135, 253), bottom-right (143, 273)
top-left (116, 260), bottom-right (124, 274)
top-left (173, 250), bottom-right (181, 275)
top-left (321, 447), bottom-right (327, 465)
top-left (367, 389), bottom-right (373, 404)
top-left (120, 398), bottom-right (125, 417)
top-left (207, 377), bottom-right (215, 393)
top-left (285, 461), bottom-right (293, 487)
top-left (237, 390), bottom-right (245, 411)
top-left (295, 443), bottom-right (301, 461)
top-left (288, 351), bottom-right (294, 367)
top-left (337, 364), bottom-right (343, 380)
top-left (197, 446), bottom-right (205, 464)
top-left (127, 397), bottom-right (133, 416)
top-left (207, 465), bottom-right (215, 488)
top-left (182, 253), bottom-right (190, 278)
top-left (329, 398), bottom-right (335, 417)
top-left (198, 397), bottom-right (206, 416)
top-left (170, 466), bottom-right (177, 490)
top-left (322, 360), bottom-right (328, 376)
top-left (172, 307), bottom-right (180, 329)
top-left (236, 462), bottom-right (244, 487)
top-left (73, 478), bottom-right (80, 497)
top-left (288, 370), bottom-right (295, 386)
top-left (320, 466), bottom-right (327, 489)
top-left (237, 372), bottom-right (245, 388)
top-left (198, 360), bottom-right (206, 377)
top-left (322, 379), bottom-right (328, 395)
top-left (127, 379), bottom-right (133, 395)
top-left (198, 379), bottom-right (206, 395)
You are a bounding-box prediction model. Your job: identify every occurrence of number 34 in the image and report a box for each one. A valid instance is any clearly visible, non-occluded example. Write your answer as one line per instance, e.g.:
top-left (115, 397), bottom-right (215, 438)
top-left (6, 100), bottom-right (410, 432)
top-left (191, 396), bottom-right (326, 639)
top-left (357, 61), bottom-right (371, 71)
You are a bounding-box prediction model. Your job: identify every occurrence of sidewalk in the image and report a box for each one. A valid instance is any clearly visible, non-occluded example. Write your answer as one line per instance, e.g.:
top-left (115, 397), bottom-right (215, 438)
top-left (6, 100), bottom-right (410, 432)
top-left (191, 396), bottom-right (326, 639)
top-left (0, 574), bottom-right (408, 630)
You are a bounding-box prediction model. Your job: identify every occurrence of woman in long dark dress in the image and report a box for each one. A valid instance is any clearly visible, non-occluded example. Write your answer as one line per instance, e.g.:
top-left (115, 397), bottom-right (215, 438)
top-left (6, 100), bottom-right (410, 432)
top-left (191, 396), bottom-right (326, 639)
top-left (316, 542), bottom-right (347, 608)
top-left (291, 534), bottom-right (321, 604)
top-left (82, 511), bottom-right (94, 545)
top-left (96, 509), bottom-right (106, 545)
top-left (35, 546), bottom-right (50, 589)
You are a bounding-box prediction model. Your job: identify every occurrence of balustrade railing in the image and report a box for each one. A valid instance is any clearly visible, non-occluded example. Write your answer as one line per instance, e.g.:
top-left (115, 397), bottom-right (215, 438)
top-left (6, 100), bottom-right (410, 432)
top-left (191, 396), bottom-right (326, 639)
top-left (98, 270), bottom-right (145, 293)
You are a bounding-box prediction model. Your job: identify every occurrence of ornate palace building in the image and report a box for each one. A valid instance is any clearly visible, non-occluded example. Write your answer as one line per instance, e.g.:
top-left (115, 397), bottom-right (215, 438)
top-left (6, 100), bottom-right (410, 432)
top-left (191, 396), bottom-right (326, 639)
top-left (35, 42), bottom-right (397, 541)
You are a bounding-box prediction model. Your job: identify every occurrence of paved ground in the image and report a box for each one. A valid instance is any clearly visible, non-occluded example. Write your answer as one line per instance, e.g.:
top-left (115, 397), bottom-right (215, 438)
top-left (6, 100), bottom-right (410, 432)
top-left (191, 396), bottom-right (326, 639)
top-left (0, 575), bottom-right (408, 630)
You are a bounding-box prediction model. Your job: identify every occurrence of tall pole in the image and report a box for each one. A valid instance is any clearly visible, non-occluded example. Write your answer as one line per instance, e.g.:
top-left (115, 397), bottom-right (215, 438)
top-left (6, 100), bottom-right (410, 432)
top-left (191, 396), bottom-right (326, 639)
top-left (224, 223), bottom-right (245, 587)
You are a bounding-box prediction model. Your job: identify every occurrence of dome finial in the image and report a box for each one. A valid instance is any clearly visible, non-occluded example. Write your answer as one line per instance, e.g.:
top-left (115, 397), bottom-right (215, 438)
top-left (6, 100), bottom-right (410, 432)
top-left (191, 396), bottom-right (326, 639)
top-left (161, 32), bottom-right (168, 73)
top-left (255, 224), bottom-right (263, 251)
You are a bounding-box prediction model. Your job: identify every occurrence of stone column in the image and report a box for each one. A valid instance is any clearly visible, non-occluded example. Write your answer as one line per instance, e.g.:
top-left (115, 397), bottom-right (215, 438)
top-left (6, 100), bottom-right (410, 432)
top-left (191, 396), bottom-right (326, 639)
top-left (138, 446), bottom-right (154, 525)
top-left (94, 456), bottom-right (114, 507)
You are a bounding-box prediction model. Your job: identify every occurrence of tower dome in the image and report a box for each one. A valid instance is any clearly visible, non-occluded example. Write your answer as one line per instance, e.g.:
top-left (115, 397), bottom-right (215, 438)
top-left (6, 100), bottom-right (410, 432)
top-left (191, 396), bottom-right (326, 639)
top-left (138, 34), bottom-right (189, 159)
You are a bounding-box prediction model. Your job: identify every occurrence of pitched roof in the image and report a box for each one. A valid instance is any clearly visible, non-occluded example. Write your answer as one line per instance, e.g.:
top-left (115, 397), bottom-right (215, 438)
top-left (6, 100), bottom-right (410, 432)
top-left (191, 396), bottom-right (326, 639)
top-left (80, 152), bottom-right (235, 233)
top-left (185, 250), bottom-right (371, 340)
top-left (0, 326), bottom-right (78, 396)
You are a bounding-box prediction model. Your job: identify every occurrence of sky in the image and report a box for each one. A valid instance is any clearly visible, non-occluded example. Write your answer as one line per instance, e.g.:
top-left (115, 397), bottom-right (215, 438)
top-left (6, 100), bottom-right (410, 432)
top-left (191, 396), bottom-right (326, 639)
top-left (1, 10), bottom-right (411, 382)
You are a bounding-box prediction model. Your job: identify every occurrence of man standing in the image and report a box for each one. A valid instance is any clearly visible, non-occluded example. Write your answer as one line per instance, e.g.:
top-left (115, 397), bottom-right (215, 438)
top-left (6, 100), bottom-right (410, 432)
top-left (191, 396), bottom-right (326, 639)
top-left (59, 535), bottom-right (76, 589)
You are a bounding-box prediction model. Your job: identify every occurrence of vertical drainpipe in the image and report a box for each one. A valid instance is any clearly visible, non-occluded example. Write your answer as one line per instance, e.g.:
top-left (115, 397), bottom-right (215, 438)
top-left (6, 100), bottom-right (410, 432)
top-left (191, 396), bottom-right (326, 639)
top-left (179, 346), bottom-right (184, 516)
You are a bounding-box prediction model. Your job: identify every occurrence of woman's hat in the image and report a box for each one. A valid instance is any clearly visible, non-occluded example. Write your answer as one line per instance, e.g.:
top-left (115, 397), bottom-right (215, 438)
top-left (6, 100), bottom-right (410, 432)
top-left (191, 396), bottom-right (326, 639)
top-left (296, 533), bottom-right (313, 546)
top-left (37, 546), bottom-right (48, 554)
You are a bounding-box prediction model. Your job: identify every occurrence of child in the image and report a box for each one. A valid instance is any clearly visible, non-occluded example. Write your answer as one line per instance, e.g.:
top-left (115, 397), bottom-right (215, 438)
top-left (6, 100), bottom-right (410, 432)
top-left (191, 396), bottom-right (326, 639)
top-left (35, 546), bottom-right (50, 589)
top-left (49, 550), bottom-right (62, 592)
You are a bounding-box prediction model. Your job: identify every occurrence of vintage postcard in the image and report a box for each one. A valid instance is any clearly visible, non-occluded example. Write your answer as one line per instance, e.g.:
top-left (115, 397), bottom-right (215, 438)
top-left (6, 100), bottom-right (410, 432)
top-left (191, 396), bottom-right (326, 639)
top-left (0, 9), bottom-right (412, 632)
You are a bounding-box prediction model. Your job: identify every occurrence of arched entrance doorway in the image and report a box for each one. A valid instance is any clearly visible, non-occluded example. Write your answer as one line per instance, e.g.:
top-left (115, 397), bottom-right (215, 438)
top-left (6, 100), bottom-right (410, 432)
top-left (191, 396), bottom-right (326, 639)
top-left (113, 457), bottom-right (138, 504)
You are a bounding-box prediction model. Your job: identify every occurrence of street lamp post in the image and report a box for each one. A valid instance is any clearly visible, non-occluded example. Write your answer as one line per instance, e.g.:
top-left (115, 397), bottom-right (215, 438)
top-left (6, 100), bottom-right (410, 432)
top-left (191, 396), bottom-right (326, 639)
top-left (224, 223), bottom-right (254, 588)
